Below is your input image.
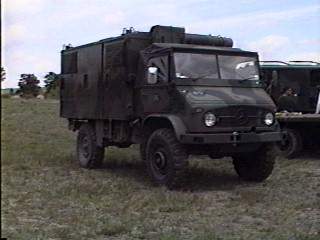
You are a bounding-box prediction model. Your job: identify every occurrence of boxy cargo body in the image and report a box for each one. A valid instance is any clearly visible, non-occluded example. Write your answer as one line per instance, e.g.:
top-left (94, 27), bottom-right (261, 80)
top-left (60, 26), bottom-right (282, 188)
top-left (60, 31), bottom-right (150, 120)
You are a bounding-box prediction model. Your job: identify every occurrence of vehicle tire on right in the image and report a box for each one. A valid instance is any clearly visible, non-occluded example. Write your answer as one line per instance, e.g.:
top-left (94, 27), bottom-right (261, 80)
top-left (232, 144), bottom-right (276, 182)
top-left (277, 128), bottom-right (302, 159)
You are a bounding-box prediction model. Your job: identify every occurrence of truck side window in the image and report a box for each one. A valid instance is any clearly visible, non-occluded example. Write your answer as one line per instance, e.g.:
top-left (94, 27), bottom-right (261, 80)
top-left (147, 56), bottom-right (169, 84)
top-left (310, 69), bottom-right (320, 87)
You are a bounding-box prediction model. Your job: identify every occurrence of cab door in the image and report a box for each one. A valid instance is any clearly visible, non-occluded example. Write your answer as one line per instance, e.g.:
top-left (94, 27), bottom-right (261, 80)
top-left (140, 55), bottom-right (171, 114)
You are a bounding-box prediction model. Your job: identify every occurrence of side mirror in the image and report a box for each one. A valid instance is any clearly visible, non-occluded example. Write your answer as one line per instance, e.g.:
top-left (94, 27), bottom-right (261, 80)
top-left (147, 67), bottom-right (158, 84)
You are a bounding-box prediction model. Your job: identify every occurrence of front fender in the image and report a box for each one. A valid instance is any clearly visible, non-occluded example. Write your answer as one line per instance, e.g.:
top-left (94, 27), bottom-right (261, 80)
top-left (143, 114), bottom-right (187, 140)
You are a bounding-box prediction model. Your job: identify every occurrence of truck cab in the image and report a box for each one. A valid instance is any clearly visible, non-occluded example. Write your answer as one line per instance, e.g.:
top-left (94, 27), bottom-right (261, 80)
top-left (140, 43), bottom-right (278, 142)
top-left (60, 25), bottom-right (282, 188)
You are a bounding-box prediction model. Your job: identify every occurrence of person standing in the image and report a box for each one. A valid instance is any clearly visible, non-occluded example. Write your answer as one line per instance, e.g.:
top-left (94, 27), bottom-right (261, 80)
top-left (316, 90), bottom-right (320, 114)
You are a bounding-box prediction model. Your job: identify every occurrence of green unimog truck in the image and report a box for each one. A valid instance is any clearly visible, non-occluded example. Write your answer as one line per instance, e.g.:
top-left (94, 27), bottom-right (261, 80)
top-left (60, 25), bottom-right (282, 188)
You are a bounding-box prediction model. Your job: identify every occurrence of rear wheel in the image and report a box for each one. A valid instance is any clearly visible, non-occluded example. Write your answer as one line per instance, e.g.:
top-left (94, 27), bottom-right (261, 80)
top-left (146, 128), bottom-right (188, 189)
top-left (232, 144), bottom-right (276, 182)
top-left (77, 123), bottom-right (104, 168)
top-left (277, 128), bottom-right (302, 159)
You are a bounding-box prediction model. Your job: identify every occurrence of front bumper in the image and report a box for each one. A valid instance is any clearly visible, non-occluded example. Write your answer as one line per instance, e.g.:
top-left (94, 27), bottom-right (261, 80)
top-left (179, 131), bottom-right (282, 144)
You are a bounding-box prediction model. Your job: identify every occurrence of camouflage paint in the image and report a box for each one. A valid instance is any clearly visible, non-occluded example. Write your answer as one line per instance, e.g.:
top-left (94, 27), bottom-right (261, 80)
top-left (60, 25), bottom-right (281, 147)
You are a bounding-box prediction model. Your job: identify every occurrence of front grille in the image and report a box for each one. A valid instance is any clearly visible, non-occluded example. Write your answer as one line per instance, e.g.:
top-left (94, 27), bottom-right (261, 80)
top-left (214, 106), bottom-right (265, 127)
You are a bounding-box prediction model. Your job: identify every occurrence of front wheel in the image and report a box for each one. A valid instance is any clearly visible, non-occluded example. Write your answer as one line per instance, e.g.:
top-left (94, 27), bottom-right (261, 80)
top-left (232, 144), bottom-right (276, 182)
top-left (277, 128), bottom-right (302, 159)
top-left (77, 123), bottom-right (105, 168)
top-left (145, 128), bottom-right (188, 189)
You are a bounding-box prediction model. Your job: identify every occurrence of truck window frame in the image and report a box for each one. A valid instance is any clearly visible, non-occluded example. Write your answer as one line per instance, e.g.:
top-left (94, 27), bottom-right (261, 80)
top-left (171, 50), bottom-right (262, 87)
top-left (173, 52), bottom-right (220, 80)
top-left (145, 55), bottom-right (170, 85)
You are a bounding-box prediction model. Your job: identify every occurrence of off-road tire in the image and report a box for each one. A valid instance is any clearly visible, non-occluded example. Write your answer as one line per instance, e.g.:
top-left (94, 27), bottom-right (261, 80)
top-left (146, 128), bottom-right (188, 189)
top-left (277, 128), bottom-right (302, 159)
top-left (77, 123), bottom-right (104, 168)
top-left (140, 126), bottom-right (156, 165)
top-left (232, 144), bottom-right (276, 182)
top-left (140, 142), bottom-right (147, 162)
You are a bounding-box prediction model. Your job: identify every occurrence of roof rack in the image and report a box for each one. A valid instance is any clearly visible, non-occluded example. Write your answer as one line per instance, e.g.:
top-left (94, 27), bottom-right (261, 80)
top-left (259, 61), bottom-right (289, 65)
top-left (288, 61), bottom-right (320, 65)
top-left (260, 60), bottom-right (320, 66)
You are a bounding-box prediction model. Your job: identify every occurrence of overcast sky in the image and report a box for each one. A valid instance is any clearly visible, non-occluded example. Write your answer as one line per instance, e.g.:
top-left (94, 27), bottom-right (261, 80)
top-left (2, 0), bottom-right (320, 88)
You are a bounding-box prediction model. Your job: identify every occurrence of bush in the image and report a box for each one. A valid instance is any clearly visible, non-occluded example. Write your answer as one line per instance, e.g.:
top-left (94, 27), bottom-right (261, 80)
top-left (18, 74), bottom-right (41, 98)
top-left (1, 94), bottom-right (11, 99)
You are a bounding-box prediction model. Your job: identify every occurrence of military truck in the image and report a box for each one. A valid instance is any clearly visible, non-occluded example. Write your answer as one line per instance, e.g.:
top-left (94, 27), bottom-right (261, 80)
top-left (260, 61), bottom-right (320, 158)
top-left (60, 25), bottom-right (282, 188)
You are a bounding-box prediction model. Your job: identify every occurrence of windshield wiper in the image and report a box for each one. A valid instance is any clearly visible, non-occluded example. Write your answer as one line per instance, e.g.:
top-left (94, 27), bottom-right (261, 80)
top-left (191, 73), bottom-right (213, 81)
top-left (238, 75), bottom-right (259, 83)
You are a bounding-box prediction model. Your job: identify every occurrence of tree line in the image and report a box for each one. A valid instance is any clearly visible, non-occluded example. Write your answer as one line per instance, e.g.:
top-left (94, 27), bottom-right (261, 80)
top-left (1, 67), bottom-right (60, 98)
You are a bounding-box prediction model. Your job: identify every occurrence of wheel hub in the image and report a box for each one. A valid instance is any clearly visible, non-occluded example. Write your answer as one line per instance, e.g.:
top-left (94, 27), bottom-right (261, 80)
top-left (152, 150), bottom-right (168, 175)
top-left (155, 151), bottom-right (166, 168)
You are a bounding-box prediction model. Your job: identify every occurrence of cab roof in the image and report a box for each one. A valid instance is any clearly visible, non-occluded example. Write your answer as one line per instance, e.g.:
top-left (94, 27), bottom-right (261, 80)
top-left (260, 61), bottom-right (320, 70)
top-left (151, 43), bottom-right (257, 55)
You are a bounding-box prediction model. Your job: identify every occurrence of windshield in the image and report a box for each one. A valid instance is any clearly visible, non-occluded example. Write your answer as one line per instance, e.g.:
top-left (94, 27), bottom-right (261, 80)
top-left (218, 55), bottom-right (259, 80)
top-left (174, 52), bottom-right (259, 81)
top-left (174, 53), bottom-right (219, 79)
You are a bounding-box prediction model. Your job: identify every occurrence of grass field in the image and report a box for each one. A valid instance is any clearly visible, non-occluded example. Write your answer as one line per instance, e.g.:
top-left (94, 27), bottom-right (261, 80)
top-left (1, 98), bottom-right (320, 240)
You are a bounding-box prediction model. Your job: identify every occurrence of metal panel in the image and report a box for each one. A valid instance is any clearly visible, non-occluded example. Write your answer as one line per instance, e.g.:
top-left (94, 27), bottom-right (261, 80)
top-left (60, 44), bottom-right (102, 119)
top-left (100, 40), bottom-right (128, 119)
top-left (77, 44), bottom-right (102, 118)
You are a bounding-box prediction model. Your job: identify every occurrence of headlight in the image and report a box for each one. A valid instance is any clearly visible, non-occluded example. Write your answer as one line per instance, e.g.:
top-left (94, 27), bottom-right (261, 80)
top-left (204, 112), bottom-right (217, 127)
top-left (264, 112), bottom-right (274, 126)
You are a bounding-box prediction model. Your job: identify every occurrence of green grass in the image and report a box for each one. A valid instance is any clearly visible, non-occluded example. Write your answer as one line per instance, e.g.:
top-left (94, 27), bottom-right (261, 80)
top-left (2, 98), bottom-right (320, 239)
